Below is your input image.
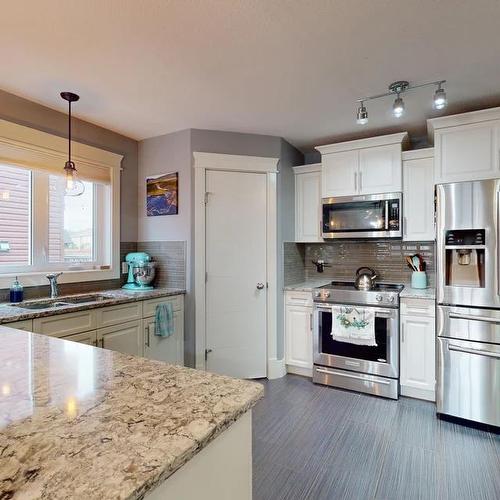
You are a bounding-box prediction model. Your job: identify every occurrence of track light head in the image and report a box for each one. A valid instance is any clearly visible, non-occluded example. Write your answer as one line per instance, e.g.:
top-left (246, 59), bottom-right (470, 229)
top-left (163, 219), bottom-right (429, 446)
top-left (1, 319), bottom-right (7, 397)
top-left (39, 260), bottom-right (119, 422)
top-left (356, 102), bottom-right (368, 125)
top-left (392, 94), bottom-right (405, 118)
top-left (433, 85), bottom-right (447, 110)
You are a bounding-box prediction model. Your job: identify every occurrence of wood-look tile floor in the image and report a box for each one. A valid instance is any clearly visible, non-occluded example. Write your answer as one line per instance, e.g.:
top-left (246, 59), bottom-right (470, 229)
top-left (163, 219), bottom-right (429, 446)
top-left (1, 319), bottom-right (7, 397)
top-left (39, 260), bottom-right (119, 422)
top-left (252, 375), bottom-right (500, 500)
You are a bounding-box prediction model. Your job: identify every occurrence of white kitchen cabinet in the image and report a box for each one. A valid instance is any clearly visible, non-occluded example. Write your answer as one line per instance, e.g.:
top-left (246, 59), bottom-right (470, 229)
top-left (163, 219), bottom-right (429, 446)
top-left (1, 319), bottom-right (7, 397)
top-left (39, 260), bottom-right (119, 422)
top-left (428, 108), bottom-right (500, 183)
top-left (3, 319), bottom-right (33, 331)
top-left (293, 164), bottom-right (322, 242)
top-left (359, 143), bottom-right (402, 194)
top-left (317, 132), bottom-right (408, 198)
top-left (143, 311), bottom-right (184, 365)
top-left (98, 320), bottom-right (143, 356)
top-left (400, 298), bottom-right (435, 401)
top-left (285, 291), bottom-right (313, 376)
top-left (62, 330), bottom-right (98, 346)
top-left (402, 149), bottom-right (435, 241)
top-left (321, 150), bottom-right (358, 198)
top-left (33, 309), bottom-right (96, 338)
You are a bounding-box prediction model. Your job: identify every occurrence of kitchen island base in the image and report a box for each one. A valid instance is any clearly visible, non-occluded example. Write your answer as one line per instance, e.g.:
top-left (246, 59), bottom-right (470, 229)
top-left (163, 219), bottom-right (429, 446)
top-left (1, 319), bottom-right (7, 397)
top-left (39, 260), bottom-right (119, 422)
top-left (146, 411), bottom-right (252, 500)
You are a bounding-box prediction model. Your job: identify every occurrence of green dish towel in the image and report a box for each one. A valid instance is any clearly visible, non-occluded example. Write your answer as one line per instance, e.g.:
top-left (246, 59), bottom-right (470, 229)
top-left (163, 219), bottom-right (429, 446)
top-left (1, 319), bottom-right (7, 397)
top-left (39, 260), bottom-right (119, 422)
top-left (154, 302), bottom-right (174, 337)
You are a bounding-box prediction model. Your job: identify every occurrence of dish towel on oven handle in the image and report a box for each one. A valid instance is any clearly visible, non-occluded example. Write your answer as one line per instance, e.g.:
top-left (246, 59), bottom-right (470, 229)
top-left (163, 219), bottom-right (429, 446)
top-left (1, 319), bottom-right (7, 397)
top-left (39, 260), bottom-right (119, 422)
top-left (330, 305), bottom-right (377, 346)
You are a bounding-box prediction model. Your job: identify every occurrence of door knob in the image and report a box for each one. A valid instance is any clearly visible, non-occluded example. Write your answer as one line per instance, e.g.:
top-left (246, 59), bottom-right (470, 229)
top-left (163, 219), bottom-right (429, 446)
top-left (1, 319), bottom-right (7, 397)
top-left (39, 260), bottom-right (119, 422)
top-left (256, 283), bottom-right (265, 290)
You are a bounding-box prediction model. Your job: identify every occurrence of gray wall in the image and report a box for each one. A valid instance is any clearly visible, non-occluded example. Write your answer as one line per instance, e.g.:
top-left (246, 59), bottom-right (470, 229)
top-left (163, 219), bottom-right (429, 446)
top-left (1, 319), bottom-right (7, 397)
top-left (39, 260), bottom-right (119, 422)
top-left (0, 89), bottom-right (139, 242)
top-left (277, 139), bottom-right (304, 358)
top-left (138, 129), bottom-right (194, 365)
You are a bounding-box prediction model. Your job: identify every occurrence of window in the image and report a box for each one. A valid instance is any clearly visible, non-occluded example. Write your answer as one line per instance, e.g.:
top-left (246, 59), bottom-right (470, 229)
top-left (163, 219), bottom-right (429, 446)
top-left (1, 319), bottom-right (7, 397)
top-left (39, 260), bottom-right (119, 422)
top-left (0, 163), bottom-right (112, 276)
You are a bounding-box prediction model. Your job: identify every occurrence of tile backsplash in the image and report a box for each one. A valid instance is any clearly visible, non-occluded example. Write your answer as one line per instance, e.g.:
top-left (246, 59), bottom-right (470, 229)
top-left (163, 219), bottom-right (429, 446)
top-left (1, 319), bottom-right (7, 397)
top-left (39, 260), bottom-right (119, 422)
top-left (284, 240), bottom-right (435, 286)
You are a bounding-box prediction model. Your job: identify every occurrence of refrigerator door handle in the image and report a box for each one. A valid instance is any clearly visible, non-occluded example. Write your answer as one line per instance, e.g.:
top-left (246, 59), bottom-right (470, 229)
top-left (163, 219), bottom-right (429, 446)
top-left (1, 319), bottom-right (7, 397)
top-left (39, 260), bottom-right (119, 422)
top-left (448, 343), bottom-right (500, 359)
top-left (449, 312), bottom-right (500, 324)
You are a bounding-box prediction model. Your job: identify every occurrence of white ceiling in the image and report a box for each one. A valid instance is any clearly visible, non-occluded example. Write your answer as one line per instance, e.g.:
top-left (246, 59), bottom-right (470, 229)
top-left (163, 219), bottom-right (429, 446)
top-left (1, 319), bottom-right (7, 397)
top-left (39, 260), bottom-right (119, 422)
top-left (1, 0), bottom-right (500, 150)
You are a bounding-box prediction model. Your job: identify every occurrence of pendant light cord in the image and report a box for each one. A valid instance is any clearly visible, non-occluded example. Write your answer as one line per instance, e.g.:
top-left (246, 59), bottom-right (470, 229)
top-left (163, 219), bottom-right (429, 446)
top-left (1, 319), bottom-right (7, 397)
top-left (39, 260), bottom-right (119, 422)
top-left (68, 100), bottom-right (71, 163)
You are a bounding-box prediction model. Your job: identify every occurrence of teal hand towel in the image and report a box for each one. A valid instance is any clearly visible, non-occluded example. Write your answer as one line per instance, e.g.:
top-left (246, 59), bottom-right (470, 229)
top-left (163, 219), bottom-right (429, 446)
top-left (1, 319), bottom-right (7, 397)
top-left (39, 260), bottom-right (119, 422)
top-left (154, 302), bottom-right (174, 337)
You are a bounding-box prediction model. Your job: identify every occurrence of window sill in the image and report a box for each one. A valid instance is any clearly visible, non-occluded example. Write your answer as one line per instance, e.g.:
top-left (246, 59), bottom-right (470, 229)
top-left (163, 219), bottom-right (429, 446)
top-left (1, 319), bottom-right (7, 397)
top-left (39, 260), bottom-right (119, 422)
top-left (0, 268), bottom-right (120, 289)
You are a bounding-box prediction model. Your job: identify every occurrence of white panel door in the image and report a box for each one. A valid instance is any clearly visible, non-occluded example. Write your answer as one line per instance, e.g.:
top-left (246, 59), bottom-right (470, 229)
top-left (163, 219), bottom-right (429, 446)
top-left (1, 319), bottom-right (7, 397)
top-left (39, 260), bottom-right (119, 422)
top-left (321, 150), bottom-right (358, 197)
top-left (144, 312), bottom-right (184, 365)
top-left (205, 170), bottom-right (267, 378)
top-left (359, 144), bottom-right (402, 194)
top-left (435, 121), bottom-right (500, 183)
top-left (285, 304), bottom-right (313, 369)
top-left (99, 320), bottom-right (142, 356)
top-left (400, 315), bottom-right (435, 393)
top-left (403, 157), bottom-right (435, 241)
top-left (295, 171), bottom-right (322, 242)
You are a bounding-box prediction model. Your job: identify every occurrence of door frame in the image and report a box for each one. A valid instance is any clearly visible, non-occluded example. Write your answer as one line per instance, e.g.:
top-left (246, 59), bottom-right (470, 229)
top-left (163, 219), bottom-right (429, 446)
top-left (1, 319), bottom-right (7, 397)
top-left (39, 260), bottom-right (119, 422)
top-left (193, 152), bottom-right (279, 376)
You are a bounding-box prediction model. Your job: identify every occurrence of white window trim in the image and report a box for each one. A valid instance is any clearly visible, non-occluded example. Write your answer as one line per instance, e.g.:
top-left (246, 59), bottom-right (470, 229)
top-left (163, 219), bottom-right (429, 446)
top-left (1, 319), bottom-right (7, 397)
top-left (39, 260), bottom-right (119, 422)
top-left (0, 118), bottom-right (122, 288)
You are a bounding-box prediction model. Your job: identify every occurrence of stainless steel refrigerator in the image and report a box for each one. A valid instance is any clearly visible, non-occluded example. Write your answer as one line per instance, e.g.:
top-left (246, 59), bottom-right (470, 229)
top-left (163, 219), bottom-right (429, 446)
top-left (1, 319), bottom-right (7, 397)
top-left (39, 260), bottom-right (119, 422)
top-left (436, 180), bottom-right (500, 427)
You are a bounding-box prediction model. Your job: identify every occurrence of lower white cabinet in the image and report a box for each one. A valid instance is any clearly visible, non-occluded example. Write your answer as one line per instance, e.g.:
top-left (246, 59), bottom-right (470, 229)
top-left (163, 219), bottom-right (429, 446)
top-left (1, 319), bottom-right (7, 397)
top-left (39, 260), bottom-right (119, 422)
top-left (400, 298), bottom-right (435, 401)
top-left (3, 319), bottom-right (33, 331)
top-left (15, 294), bottom-right (185, 365)
top-left (285, 291), bottom-right (313, 376)
top-left (99, 320), bottom-right (143, 356)
top-left (143, 311), bottom-right (184, 365)
top-left (62, 330), bottom-right (98, 346)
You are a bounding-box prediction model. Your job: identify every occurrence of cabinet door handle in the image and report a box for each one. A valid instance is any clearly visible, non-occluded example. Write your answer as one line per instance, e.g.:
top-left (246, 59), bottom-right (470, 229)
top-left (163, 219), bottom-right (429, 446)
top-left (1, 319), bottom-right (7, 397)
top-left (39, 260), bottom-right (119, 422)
top-left (354, 172), bottom-right (358, 191)
top-left (145, 325), bottom-right (151, 347)
top-left (359, 171), bottom-right (363, 191)
top-left (401, 324), bottom-right (405, 343)
top-left (100, 338), bottom-right (104, 348)
top-left (403, 216), bottom-right (407, 237)
top-left (309, 313), bottom-right (313, 332)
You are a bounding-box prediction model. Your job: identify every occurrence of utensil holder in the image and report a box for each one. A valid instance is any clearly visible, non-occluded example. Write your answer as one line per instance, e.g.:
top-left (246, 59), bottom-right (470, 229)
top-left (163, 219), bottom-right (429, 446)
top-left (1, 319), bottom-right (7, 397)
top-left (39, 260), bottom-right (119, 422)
top-left (411, 271), bottom-right (427, 289)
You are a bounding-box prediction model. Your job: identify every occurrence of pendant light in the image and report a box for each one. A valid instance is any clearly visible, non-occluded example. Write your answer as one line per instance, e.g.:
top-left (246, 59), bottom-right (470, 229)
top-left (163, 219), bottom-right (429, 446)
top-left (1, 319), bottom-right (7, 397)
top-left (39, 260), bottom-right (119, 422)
top-left (61, 91), bottom-right (84, 196)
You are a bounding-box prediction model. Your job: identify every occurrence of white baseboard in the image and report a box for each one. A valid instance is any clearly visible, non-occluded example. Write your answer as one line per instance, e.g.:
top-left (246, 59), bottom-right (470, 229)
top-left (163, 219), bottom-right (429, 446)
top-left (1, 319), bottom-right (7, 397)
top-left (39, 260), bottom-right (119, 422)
top-left (267, 358), bottom-right (286, 379)
top-left (286, 365), bottom-right (312, 378)
top-left (400, 385), bottom-right (435, 402)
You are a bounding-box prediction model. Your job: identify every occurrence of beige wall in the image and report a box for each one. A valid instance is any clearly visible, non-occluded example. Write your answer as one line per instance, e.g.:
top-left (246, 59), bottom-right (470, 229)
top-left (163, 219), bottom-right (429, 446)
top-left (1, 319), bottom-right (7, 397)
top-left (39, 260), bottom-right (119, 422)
top-left (0, 89), bottom-right (139, 242)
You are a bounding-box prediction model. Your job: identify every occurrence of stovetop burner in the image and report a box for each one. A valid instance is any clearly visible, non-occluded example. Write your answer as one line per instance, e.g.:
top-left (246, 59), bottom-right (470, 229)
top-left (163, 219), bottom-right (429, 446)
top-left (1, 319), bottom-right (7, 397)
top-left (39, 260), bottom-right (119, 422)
top-left (313, 281), bottom-right (404, 307)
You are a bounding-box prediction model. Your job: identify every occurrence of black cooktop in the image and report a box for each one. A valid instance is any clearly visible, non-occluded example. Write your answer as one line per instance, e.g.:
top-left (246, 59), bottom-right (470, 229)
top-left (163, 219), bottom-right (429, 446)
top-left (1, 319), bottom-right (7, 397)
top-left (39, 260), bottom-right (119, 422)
top-left (318, 281), bottom-right (404, 292)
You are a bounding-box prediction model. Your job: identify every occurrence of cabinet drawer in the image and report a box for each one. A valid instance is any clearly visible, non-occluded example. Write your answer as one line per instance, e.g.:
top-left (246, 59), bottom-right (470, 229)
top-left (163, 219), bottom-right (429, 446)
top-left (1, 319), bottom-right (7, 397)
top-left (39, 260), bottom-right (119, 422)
top-left (143, 295), bottom-right (183, 318)
top-left (96, 302), bottom-right (143, 328)
top-left (285, 291), bottom-right (313, 307)
top-left (3, 319), bottom-right (33, 331)
top-left (401, 298), bottom-right (435, 317)
top-left (33, 310), bottom-right (97, 338)
top-left (62, 330), bottom-right (98, 346)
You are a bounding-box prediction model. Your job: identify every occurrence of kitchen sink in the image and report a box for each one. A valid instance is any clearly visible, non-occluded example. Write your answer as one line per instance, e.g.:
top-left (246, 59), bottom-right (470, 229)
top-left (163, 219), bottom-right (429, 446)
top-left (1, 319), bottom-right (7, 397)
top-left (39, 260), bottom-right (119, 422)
top-left (13, 294), bottom-right (113, 309)
top-left (59, 294), bottom-right (112, 304)
top-left (16, 301), bottom-right (69, 310)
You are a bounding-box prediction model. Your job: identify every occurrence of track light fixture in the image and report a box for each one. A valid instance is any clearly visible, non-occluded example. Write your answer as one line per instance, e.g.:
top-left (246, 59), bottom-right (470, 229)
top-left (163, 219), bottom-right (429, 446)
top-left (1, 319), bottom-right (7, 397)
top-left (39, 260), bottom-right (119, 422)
top-left (356, 101), bottom-right (368, 125)
top-left (355, 79), bottom-right (447, 125)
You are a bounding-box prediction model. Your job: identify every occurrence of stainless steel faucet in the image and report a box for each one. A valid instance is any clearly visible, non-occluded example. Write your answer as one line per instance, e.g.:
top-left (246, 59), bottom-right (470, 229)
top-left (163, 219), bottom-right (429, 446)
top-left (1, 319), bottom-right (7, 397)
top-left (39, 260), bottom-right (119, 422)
top-left (46, 272), bottom-right (63, 299)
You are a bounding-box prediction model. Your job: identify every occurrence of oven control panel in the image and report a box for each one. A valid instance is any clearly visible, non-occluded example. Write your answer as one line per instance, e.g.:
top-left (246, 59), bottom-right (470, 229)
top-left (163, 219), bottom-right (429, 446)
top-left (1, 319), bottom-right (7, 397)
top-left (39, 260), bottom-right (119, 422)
top-left (313, 288), bottom-right (400, 307)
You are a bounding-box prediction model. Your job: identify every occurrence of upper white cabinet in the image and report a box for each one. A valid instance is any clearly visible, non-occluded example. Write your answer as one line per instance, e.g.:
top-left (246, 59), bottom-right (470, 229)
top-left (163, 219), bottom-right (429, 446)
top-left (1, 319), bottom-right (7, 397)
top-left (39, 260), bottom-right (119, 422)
top-left (316, 132), bottom-right (408, 198)
top-left (293, 164), bottom-right (322, 242)
top-left (428, 107), bottom-right (500, 183)
top-left (402, 149), bottom-right (435, 241)
top-left (321, 151), bottom-right (358, 197)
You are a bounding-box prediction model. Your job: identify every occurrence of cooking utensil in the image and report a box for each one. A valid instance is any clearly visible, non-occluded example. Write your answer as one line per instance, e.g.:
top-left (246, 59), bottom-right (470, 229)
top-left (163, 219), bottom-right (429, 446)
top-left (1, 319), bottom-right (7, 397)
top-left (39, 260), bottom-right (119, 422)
top-left (406, 255), bottom-right (417, 271)
top-left (354, 267), bottom-right (378, 290)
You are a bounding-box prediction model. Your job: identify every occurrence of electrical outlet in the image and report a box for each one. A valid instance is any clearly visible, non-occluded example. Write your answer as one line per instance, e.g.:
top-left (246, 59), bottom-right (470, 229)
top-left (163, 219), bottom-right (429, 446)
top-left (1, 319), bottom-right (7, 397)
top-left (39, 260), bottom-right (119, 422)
top-left (121, 262), bottom-right (129, 274)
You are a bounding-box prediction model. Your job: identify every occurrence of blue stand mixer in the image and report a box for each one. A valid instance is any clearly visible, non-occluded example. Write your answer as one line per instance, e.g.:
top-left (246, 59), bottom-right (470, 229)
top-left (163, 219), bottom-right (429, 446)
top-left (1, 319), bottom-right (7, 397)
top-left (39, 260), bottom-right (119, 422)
top-left (122, 252), bottom-right (157, 291)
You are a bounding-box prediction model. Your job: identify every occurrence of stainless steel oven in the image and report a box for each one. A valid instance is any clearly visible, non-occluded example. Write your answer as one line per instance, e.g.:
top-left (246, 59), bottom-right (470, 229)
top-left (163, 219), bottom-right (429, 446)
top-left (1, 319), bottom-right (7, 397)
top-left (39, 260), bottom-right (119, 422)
top-left (322, 192), bottom-right (402, 239)
top-left (312, 282), bottom-right (402, 399)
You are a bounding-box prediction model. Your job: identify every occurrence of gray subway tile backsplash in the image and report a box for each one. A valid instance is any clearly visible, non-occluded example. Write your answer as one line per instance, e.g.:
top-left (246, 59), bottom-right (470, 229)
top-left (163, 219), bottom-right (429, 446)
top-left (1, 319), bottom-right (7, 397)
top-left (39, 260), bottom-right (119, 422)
top-left (284, 240), bottom-right (435, 286)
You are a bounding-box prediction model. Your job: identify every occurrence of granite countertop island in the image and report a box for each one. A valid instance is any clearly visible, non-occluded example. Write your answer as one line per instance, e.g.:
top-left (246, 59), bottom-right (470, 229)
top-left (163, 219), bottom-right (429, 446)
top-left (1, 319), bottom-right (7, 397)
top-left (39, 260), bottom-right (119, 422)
top-left (0, 327), bottom-right (263, 499)
top-left (0, 288), bottom-right (186, 324)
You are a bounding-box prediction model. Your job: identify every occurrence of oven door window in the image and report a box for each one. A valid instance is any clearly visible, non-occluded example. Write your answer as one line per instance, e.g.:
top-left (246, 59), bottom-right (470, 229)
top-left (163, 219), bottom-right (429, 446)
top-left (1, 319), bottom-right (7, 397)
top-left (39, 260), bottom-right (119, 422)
top-left (323, 200), bottom-right (386, 233)
top-left (318, 309), bottom-right (389, 362)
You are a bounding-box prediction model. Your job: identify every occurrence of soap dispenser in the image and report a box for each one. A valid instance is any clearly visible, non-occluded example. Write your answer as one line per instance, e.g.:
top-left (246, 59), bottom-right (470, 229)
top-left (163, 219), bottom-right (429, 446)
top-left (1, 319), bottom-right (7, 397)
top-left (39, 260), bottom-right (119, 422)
top-left (9, 277), bottom-right (24, 303)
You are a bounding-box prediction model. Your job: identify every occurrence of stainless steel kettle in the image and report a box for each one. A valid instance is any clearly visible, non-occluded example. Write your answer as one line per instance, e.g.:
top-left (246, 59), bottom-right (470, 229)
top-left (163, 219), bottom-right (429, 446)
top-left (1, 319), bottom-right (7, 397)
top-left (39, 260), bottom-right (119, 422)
top-left (354, 267), bottom-right (378, 290)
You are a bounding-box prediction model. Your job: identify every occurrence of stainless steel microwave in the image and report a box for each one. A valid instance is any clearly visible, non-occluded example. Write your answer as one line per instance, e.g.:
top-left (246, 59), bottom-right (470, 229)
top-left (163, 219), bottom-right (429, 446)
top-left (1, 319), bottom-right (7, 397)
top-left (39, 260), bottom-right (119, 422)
top-left (322, 192), bottom-right (402, 239)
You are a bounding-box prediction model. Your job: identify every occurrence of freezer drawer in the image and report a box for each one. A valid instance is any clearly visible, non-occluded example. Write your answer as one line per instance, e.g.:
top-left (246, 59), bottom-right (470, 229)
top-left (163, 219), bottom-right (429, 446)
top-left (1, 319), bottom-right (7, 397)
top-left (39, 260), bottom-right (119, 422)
top-left (437, 305), bottom-right (500, 344)
top-left (437, 337), bottom-right (500, 427)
